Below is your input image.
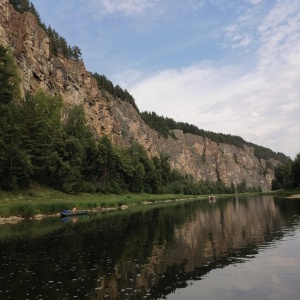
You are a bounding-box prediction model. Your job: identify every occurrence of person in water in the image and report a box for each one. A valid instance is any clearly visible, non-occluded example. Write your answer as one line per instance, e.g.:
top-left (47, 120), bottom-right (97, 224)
top-left (72, 206), bottom-right (77, 213)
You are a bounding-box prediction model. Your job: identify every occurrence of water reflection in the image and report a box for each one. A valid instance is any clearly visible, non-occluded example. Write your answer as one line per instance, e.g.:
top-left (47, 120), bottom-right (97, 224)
top-left (0, 196), bottom-right (300, 299)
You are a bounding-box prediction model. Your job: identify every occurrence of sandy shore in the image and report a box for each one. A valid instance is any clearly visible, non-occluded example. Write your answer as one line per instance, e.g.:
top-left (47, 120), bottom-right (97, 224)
top-left (0, 216), bottom-right (25, 224)
top-left (286, 194), bottom-right (300, 199)
top-left (0, 213), bottom-right (62, 225)
top-left (0, 207), bottom-right (123, 226)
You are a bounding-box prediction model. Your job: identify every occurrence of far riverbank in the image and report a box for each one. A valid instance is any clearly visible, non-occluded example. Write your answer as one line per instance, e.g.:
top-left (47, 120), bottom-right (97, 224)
top-left (0, 186), bottom-right (207, 224)
top-left (1, 187), bottom-right (299, 225)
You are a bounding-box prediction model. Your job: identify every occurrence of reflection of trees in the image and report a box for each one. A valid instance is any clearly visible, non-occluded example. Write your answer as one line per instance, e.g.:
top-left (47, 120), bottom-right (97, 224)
top-left (0, 197), bottom-right (299, 299)
top-left (121, 197), bottom-right (284, 299)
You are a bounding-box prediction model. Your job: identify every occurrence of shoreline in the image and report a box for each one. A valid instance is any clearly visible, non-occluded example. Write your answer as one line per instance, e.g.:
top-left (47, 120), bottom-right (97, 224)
top-left (0, 198), bottom-right (194, 225)
top-left (285, 194), bottom-right (300, 199)
top-left (0, 206), bottom-right (122, 225)
top-left (2, 193), bottom-right (299, 225)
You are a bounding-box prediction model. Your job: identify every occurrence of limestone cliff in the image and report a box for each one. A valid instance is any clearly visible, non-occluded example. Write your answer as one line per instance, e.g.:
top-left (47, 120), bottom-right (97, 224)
top-left (0, 0), bottom-right (280, 190)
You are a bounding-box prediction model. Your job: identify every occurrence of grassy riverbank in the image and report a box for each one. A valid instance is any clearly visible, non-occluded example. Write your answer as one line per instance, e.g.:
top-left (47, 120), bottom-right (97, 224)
top-left (0, 186), bottom-right (204, 218)
top-left (1, 186), bottom-right (298, 219)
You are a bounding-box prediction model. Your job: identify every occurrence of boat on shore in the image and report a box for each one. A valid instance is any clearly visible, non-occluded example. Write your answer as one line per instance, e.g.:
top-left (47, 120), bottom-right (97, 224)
top-left (60, 210), bottom-right (89, 218)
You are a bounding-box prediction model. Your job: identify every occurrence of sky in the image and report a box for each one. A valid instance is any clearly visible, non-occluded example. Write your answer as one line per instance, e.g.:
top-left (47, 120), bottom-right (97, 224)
top-left (29, 0), bottom-right (300, 159)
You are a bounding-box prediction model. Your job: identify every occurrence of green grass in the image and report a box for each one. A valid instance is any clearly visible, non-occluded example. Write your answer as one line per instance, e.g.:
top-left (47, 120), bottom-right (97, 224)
top-left (0, 186), bottom-right (202, 218)
top-left (2, 186), bottom-right (298, 219)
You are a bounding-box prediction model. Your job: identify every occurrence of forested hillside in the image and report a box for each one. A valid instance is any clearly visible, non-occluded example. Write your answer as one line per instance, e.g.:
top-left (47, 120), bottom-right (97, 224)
top-left (92, 73), bottom-right (139, 112)
top-left (140, 111), bottom-right (288, 163)
top-left (2, 0), bottom-right (297, 194)
top-left (8, 0), bottom-right (289, 166)
top-left (1, 45), bottom-right (260, 194)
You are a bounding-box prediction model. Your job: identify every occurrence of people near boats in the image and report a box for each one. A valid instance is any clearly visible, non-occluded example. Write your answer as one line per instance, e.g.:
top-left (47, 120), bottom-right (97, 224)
top-left (209, 195), bottom-right (216, 203)
top-left (72, 206), bottom-right (77, 213)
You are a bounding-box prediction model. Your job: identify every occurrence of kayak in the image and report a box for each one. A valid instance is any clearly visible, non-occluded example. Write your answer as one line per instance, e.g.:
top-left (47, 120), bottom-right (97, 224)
top-left (60, 210), bottom-right (89, 217)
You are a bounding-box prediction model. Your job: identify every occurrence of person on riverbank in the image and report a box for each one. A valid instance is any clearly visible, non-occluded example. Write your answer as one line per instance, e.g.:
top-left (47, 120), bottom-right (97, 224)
top-left (209, 195), bottom-right (216, 204)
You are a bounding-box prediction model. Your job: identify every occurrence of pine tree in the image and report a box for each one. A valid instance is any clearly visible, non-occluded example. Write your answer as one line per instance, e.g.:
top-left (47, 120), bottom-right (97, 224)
top-left (20, 91), bottom-right (63, 184)
top-left (10, 0), bottom-right (30, 13)
top-left (292, 153), bottom-right (300, 186)
top-left (0, 46), bottom-right (30, 189)
top-left (0, 46), bottom-right (20, 104)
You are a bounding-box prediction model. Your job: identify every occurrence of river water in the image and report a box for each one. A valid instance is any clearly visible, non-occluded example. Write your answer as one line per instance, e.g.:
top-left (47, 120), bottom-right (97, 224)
top-left (0, 195), bottom-right (300, 300)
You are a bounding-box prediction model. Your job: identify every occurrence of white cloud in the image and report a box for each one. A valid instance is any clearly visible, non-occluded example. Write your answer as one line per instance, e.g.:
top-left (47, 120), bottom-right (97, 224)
top-left (257, 0), bottom-right (300, 70)
top-left (111, 69), bottom-right (144, 89)
top-left (222, 10), bottom-right (258, 50)
top-left (127, 1), bottom-right (300, 158)
top-left (247, 0), bottom-right (264, 5)
top-left (279, 102), bottom-right (299, 112)
top-left (31, 0), bottom-right (299, 158)
top-left (90, 0), bottom-right (156, 16)
top-left (227, 32), bottom-right (253, 49)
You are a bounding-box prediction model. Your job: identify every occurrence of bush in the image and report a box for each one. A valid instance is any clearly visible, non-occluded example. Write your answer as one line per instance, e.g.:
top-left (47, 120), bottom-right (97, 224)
top-left (80, 181), bottom-right (96, 194)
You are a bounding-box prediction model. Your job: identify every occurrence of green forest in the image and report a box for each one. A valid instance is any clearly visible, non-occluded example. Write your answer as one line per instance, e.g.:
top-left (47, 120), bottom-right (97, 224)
top-left (9, 0), bottom-right (289, 164)
top-left (272, 154), bottom-right (300, 190)
top-left (0, 45), bottom-right (263, 195)
top-left (140, 111), bottom-right (289, 163)
top-left (92, 73), bottom-right (139, 112)
top-left (2, 1), bottom-right (299, 195)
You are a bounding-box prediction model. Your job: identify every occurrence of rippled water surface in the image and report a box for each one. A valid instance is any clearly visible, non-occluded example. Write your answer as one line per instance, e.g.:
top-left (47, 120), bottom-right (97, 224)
top-left (1, 196), bottom-right (300, 299)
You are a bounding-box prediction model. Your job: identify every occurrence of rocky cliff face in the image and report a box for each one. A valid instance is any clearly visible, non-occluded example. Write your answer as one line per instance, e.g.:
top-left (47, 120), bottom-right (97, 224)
top-left (0, 0), bottom-right (279, 190)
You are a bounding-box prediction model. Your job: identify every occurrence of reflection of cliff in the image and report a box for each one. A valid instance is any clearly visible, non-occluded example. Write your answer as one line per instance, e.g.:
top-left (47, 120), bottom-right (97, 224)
top-left (92, 197), bottom-right (284, 299)
top-left (172, 196), bottom-right (281, 271)
top-left (1, 197), bottom-right (299, 299)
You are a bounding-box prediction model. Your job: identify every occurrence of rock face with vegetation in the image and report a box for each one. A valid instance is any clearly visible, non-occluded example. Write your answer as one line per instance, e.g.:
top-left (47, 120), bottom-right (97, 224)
top-left (0, 0), bottom-right (282, 191)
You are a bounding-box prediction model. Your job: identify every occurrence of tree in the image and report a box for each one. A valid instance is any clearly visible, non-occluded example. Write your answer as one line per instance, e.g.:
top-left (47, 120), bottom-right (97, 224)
top-left (92, 73), bottom-right (139, 112)
top-left (64, 105), bottom-right (96, 149)
top-left (58, 36), bottom-right (69, 57)
top-left (291, 153), bottom-right (300, 187)
top-left (0, 103), bottom-right (32, 190)
top-left (10, 0), bottom-right (30, 13)
top-left (20, 90), bottom-right (63, 184)
top-left (0, 46), bottom-right (20, 104)
top-left (49, 134), bottom-right (84, 193)
top-left (0, 45), bottom-right (31, 190)
top-left (272, 159), bottom-right (294, 190)
top-left (63, 104), bottom-right (99, 186)
top-left (71, 46), bottom-right (82, 61)
top-left (97, 136), bottom-right (114, 181)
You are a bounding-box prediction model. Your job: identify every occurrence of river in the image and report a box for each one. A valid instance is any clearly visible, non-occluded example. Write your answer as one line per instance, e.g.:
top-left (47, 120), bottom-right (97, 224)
top-left (0, 195), bottom-right (300, 299)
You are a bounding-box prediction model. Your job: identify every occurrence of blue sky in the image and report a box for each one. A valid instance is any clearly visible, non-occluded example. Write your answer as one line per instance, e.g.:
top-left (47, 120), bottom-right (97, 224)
top-left (30, 0), bottom-right (300, 159)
